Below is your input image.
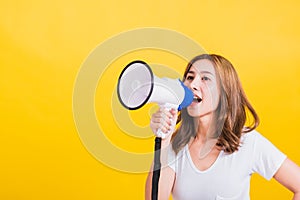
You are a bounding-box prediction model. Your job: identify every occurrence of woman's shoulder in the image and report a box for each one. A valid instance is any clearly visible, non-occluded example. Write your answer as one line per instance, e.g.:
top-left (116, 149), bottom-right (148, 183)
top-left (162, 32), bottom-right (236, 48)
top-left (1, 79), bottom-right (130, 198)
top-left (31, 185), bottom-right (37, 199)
top-left (241, 129), bottom-right (261, 142)
top-left (240, 129), bottom-right (275, 150)
top-left (225, 130), bottom-right (263, 157)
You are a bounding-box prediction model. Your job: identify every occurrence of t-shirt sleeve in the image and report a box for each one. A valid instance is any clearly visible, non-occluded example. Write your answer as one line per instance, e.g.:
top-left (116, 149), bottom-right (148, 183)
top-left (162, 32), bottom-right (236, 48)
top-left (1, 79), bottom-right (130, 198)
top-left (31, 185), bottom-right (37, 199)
top-left (251, 131), bottom-right (287, 180)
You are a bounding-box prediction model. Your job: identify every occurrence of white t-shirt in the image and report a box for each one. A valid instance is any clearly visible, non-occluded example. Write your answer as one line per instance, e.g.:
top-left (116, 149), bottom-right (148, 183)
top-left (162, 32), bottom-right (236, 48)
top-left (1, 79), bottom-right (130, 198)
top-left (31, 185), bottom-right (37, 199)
top-left (168, 130), bottom-right (286, 200)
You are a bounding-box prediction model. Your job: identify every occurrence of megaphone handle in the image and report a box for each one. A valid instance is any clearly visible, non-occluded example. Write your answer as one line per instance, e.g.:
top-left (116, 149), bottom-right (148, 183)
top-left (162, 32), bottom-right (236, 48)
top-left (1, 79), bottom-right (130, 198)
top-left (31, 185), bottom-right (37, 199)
top-left (156, 103), bottom-right (178, 139)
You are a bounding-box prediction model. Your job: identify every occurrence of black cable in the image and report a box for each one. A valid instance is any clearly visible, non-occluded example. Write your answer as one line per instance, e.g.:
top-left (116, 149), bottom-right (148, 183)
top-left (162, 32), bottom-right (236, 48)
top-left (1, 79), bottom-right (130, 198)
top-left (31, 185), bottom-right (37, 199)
top-left (151, 137), bottom-right (161, 200)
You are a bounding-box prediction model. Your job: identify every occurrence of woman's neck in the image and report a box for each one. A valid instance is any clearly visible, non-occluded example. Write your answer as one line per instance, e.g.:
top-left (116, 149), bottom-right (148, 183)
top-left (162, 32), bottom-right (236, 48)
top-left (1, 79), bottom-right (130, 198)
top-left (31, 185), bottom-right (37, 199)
top-left (194, 113), bottom-right (217, 142)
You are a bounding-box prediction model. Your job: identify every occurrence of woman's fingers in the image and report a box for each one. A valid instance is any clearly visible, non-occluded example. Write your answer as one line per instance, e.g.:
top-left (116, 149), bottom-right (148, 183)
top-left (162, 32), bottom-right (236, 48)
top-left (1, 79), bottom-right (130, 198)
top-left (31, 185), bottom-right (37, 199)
top-left (150, 108), bottom-right (178, 138)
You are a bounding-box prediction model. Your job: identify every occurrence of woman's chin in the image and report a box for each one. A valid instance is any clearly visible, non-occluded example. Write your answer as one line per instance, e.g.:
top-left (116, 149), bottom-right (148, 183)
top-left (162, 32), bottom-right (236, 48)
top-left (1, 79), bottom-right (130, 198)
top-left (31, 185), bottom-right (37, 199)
top-left (187, 108), bottom-right (201, 117)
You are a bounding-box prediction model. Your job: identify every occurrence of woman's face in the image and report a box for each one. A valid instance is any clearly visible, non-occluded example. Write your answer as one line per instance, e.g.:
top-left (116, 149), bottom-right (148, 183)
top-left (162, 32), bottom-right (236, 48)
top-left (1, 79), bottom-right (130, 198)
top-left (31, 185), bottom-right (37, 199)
top-left (184, 59), bottom-right (220, 118)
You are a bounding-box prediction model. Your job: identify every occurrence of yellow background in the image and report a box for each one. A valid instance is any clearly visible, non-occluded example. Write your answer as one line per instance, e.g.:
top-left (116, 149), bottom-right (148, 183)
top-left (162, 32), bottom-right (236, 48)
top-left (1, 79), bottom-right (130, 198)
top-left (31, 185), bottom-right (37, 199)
top-left (1, 0), bottom-right (300, 199)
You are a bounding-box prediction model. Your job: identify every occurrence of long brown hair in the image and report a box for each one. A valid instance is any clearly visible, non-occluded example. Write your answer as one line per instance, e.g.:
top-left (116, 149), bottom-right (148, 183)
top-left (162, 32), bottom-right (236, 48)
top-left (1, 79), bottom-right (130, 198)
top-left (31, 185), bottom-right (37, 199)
top-left (171, 54), bottom-right (259, 154)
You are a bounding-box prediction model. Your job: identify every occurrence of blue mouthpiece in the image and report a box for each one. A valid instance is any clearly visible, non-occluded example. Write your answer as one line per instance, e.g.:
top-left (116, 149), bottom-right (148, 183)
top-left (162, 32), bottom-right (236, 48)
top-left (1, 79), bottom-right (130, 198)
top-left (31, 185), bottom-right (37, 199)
top-left (178, 80), bottom-right (193, 111)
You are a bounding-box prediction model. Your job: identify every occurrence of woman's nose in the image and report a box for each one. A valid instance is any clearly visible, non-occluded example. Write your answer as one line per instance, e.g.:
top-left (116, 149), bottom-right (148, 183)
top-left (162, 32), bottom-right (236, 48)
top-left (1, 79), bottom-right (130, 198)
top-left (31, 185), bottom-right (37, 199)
top-left (192, 86), bottom-right (198, 91)
top-left (190, 77), bottom-right (201, 91)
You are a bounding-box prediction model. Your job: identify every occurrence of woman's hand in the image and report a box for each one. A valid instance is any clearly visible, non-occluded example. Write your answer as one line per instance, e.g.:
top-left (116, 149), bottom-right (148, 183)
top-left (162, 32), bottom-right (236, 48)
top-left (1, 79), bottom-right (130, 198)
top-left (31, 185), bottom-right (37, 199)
top-left (150, 108), bottom-right (178, 141)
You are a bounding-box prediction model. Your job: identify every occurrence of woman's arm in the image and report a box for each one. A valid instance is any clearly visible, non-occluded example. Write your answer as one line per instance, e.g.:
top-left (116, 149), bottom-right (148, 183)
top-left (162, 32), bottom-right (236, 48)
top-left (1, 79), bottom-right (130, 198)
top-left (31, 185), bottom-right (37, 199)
top-left (145, 164), bottom-right (175, 200)
top-left (274, 158), bottom-right (300, 200)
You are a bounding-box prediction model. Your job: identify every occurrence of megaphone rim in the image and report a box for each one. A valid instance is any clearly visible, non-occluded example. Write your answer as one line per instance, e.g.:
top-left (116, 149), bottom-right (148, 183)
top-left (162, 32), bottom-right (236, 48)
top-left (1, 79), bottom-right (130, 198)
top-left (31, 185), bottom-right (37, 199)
top-left (117, 60), bottom-right (154, 110)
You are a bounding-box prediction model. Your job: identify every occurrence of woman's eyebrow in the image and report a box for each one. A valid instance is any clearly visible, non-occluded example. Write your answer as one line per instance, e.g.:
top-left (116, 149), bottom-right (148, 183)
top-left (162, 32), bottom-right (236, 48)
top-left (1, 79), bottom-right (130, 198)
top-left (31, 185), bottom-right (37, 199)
top-left (186, 70), bottom-right (195, 75)
top-left (200, 71), bottom-right (214, 76)
top-left (188, 70), bottom-right (214, 76)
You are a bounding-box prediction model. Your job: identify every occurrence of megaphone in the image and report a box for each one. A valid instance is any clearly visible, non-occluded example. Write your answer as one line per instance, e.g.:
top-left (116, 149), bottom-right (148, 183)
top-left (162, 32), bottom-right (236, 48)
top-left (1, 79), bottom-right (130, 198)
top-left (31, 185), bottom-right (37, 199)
top-left (117, 60), bottom-right (194, 113)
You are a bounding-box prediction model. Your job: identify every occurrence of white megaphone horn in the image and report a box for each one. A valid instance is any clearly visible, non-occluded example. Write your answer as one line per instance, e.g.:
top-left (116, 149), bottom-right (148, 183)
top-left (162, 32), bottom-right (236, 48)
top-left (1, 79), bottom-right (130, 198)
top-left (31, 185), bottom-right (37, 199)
top-left (117, 60), bottom-right (194, 110)
top-left (117, 60), bottom-right (194, 137)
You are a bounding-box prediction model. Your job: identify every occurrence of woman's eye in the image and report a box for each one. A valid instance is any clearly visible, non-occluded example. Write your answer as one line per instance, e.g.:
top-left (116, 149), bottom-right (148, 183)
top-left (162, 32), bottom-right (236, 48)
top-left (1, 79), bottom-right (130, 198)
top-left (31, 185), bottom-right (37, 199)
top-left (186, 76), bottom-right (194, 80)
top-left (201, 76), bottom-right (210, 81)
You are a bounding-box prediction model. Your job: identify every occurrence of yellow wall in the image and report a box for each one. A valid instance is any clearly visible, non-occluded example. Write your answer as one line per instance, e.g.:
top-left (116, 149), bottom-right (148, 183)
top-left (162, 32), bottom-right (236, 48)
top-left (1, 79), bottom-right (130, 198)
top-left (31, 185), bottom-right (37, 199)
top-left (1, 0), bottom-right (300, 199)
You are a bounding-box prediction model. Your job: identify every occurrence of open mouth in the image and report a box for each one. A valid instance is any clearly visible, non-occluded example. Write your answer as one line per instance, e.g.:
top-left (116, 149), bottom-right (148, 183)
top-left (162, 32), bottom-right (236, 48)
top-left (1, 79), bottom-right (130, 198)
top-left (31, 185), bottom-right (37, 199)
top-left (193, 96), bottom-right (202, 103)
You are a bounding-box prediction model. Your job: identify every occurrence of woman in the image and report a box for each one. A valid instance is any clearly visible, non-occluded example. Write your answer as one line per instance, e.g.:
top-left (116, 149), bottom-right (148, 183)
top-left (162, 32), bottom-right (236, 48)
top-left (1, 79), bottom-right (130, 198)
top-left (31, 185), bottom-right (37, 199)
top-left (145, 54), bottom-right (300, 200)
